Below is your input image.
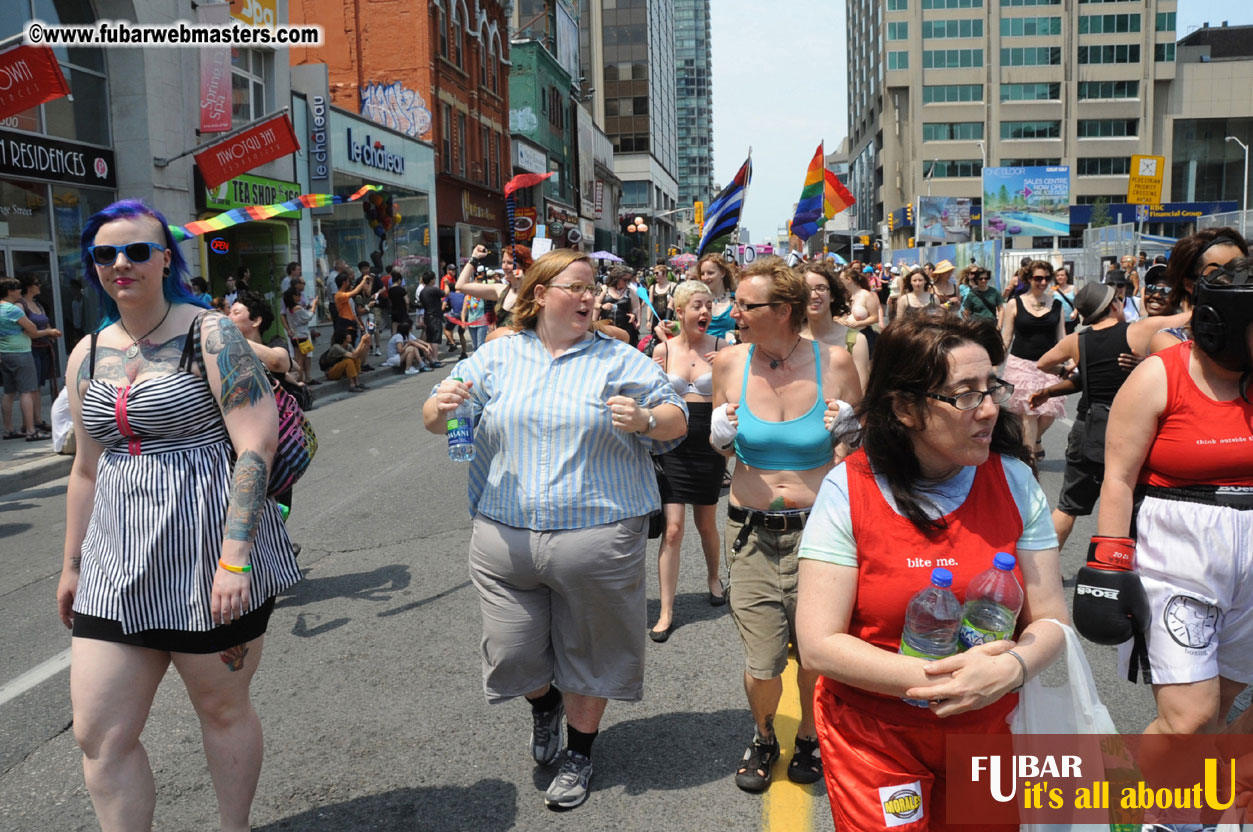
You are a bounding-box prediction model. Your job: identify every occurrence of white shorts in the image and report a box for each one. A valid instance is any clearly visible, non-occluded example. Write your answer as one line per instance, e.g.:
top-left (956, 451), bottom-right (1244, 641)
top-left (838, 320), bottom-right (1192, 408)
top-left (1119, 493), bottom-right (1253, 685)
top-left (382, 355), bottom-right (402, 368)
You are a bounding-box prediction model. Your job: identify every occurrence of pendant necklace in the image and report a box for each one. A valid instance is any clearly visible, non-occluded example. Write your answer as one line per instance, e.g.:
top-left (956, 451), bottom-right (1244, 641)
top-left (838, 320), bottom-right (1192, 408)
top-left (119, 303), bottom-right (172, 359)
top-left (759, 337), bottom-right (802, 370)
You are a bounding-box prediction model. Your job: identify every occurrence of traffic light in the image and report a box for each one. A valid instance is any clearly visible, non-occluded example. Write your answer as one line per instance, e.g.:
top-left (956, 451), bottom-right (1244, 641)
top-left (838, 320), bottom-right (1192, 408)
top-left (888, 213), bottom-right (895, 231)
top-left (873, 241), bottom-right (881, 251)
top-left (905, 203), bottom-right (914, 224)
top-left (860, 235), bottom-right (870, 246)
top-left (908, 237), bottom-right (915, 247)
top-left (694, 201), bottom-right (704, 228)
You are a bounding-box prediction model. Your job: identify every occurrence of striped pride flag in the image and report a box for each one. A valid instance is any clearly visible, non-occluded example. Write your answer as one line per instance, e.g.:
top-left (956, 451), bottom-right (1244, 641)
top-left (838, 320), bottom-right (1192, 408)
top-left (696, 154), bottom-right (752, 255)
top-left (169, 184), bottom-right (382, 242)
top-left (790, 143), bottom-right (826, 243)
top-left (824, 167), bottom-right (855, 223)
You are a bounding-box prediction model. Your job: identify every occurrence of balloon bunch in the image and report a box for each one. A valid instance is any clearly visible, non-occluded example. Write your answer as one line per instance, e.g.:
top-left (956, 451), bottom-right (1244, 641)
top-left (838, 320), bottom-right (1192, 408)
top-left (361, 191), bottom-right (401, 239)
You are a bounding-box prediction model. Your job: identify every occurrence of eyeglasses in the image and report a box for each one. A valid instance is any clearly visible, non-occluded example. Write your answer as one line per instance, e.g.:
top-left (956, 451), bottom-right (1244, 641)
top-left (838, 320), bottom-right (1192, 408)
top-left (1143, 283), bottom-right (1171, 297)
top-left (919, 379), bottom-right (1014, 411)
top-left (974, 276), bottom-right (990, 282)
top-left (87, 242), bottom-right (166, 266)
top-left (548, 282), bottom-right (596, 296)
top-left (809, 285), bottom-right (830, 294)
top-left (1030, 274), bottom-right (1051, 282)
top-left (733, 300), bottom-right (779, 312)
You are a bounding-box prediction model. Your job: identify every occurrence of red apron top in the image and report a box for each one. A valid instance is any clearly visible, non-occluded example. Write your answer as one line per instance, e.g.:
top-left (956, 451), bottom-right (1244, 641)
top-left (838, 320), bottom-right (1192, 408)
top-left (1140, 341), bottom-right (1253, 488)
top-left (817, 448), bottom-right (1024, 728)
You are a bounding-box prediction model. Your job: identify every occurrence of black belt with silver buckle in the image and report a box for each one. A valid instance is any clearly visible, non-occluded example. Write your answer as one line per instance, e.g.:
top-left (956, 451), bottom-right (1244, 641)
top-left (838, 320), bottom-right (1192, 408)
top-left (727, 504), bottom-right (810, 532)
top-left (1141, 484), bottom-right (1253, 511)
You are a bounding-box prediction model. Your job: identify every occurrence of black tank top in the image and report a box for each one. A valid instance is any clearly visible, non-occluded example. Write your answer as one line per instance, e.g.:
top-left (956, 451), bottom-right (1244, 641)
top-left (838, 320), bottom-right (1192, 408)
top-left (1009, 296), bottom-right (1062, 361)
top-left (1077, 321), bottom-right (1131, 418)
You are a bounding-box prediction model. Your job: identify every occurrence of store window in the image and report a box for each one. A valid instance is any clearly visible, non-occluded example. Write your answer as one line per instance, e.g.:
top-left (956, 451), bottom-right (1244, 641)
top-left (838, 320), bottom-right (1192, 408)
top-left (0, 177), bottom-right (51, 240)
top-left (50, 183), bottom-right (115, 347)
top-left (0, 0), bottom-right (110, 146)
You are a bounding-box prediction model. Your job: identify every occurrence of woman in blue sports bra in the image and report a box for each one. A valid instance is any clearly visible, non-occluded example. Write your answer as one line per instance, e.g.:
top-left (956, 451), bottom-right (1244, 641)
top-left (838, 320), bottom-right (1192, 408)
top-left (649, 280), bottom-right (729, 642)
top-left (699, 253), bottom-right (738, 340)
top-left (709, 257), bottom-right (862, 793)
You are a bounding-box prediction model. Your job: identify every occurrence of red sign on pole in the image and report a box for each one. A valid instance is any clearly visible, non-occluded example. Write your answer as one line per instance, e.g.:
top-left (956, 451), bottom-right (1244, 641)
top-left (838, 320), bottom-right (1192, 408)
top-left (198, 2), bottom-right (232, 133)
top-left (0, 44), bottom-right (71, 122)
top-left (194, 114), bottom-right (300, 189)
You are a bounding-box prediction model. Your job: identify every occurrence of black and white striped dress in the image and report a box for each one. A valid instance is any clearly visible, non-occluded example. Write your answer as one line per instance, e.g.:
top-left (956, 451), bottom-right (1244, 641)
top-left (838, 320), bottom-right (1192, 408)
top-left (74, 339), bottom-right (301, 635)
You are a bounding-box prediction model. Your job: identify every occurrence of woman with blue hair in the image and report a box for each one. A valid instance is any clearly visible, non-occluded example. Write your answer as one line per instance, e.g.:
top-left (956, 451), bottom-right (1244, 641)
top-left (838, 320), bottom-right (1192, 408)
top-left (55, 199), bottom-right (301, 832)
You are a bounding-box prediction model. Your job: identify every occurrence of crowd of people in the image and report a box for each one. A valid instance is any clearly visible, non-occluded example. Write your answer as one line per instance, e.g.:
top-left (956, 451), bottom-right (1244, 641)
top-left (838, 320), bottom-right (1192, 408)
top-left (54, 192), bottom-right (1253, 832)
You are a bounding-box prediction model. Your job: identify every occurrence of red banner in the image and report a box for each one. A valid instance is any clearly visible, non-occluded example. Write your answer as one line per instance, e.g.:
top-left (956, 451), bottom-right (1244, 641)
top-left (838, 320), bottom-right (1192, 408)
top-left (0, 44), bottom-right (70, 122)
top-left (198, 2), bottom-right (232, 133)
top-left (194, 114), bottom-right (300, 189)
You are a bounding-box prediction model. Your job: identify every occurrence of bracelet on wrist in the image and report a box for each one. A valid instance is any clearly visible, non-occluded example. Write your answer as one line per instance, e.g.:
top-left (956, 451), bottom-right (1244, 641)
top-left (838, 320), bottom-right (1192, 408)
top-left (1006, 649), bottom-right (1028, 692)
top-left (218, 559), bottom-right (252, 574)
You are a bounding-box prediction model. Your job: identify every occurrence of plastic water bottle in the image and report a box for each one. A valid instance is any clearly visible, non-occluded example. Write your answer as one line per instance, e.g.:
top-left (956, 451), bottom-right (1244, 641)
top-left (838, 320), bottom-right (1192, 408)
top-left (899, 568), bottom-right (962, 707)
top-left (957, 552), bottom-right (1024, 650)
top-left (446, 378), bottom-right (476, 462)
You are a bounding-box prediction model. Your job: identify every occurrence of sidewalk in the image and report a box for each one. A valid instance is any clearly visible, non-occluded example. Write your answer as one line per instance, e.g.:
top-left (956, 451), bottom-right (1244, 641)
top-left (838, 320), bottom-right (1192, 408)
top-left (0, 323), bottom-right (459, 496)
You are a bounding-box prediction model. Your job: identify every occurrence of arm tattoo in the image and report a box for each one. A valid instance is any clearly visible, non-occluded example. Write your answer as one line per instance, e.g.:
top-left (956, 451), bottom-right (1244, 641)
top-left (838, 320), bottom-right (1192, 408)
top-left (203, 317), bottom-right (269, 413)
top-left (70, 555), bottom-right (81, 570)
top-left (224, 450), bottom-right (269, 542)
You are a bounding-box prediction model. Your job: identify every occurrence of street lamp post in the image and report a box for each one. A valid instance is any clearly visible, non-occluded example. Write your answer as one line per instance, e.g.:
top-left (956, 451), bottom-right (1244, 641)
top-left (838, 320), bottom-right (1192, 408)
top-left (1227, 136), bottom-right (1249, 240)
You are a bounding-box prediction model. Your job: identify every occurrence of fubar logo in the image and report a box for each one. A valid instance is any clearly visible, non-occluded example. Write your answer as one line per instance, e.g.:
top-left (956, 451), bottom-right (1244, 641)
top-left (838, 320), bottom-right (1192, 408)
top-left (879, 781), bottom-right (924, 827)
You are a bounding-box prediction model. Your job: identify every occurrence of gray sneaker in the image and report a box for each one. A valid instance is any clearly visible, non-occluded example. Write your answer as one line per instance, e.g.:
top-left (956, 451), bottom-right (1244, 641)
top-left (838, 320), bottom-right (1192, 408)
top-left (530, 700), bottom-right (564, 766)
top-left (544, 750), bottom-right (593, 809)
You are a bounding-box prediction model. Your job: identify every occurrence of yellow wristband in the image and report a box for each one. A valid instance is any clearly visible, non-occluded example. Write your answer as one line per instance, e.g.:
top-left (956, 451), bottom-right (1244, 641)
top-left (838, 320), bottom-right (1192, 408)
top-left (218, 559), bottom-right (252, 574)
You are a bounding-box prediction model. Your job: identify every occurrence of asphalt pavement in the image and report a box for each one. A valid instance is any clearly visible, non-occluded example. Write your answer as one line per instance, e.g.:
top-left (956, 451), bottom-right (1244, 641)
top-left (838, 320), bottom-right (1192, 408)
top-left (0, 360), bottom-right (1159, 832)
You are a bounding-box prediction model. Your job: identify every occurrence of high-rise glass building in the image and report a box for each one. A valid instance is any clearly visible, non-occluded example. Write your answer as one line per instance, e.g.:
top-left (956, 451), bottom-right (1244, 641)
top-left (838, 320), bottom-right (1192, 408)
top-left (580, 0), bottom-right (680, 255)
top-left (675, 0), bottom-right (713, 209)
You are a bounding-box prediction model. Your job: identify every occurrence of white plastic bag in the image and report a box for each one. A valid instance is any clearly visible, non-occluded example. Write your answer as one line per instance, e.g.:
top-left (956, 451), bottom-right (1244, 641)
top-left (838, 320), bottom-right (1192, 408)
top-left (51, 387), bottom-right (74, 454)
top-left (1012, 618), bottom-right (1117, 832)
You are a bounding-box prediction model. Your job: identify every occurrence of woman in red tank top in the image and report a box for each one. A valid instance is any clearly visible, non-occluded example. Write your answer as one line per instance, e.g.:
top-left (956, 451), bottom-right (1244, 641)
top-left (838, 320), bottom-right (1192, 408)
top-left (796, 317), bottom-right (1068, 832)
top-left (1095, 245), bottom-right (1253, 738)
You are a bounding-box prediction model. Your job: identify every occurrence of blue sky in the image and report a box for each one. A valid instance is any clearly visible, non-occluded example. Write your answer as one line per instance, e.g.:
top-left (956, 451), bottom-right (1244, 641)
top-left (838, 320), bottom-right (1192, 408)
top-left (710, 0), bottom-right (1253, 242)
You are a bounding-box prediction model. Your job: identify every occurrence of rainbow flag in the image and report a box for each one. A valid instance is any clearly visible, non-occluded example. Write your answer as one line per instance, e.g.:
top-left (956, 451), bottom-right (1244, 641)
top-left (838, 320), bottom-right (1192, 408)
top-left (169, 184), bottom-right (382, 242)
top-left (824, 167), bottom-right (855, 223)
top-left (790, 143), bottom-right (826, 243)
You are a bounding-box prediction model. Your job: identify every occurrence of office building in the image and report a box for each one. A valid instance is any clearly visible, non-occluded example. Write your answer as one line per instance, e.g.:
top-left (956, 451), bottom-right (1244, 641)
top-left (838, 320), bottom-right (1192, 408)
top-left (579, 0), bottom-right (680, 259)
top-left (846, 0), bottom-right (1178, 248)
top-left (675, 0), bottom-right (714, 210)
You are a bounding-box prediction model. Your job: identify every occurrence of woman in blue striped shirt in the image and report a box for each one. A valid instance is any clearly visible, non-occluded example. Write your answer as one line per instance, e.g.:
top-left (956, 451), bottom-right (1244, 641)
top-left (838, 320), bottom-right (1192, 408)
top-left (423, 248), bottom-right (687, 811)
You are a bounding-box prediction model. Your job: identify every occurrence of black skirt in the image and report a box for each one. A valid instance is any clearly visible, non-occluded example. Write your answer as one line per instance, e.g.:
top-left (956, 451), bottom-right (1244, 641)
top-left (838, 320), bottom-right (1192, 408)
top-left (656, 401), bottom-right (726, 506)
top-left (72, 596), bottom-right (276, 653)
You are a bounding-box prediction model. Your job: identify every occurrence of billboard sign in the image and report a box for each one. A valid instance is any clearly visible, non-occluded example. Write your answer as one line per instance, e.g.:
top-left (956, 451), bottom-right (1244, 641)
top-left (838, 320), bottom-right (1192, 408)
top-left (982, 166), bottom-right (1071, 239)
top-left (917, 196), bottom-right (972, 243)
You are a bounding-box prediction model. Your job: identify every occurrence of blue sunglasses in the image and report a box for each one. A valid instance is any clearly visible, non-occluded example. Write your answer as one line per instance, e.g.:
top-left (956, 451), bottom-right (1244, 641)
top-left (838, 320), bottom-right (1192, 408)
top-left (88, 242), bottom-right (166, 266)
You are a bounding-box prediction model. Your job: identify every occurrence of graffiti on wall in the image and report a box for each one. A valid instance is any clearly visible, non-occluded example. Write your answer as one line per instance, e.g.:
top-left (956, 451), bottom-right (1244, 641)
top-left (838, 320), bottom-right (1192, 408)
top-left (360, 81), bottom-right (432, 139)
top-left (510, 107), bottom-right (538, 135)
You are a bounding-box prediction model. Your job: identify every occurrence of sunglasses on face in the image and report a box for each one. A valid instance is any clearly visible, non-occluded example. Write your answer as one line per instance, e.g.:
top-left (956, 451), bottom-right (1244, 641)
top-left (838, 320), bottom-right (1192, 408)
top-left (87, 242), bottom-right (166, 266)
top-left (1030, 274), bottom-right (1050, 282)
top-left (1143, 283), bottom-right (1171, 296)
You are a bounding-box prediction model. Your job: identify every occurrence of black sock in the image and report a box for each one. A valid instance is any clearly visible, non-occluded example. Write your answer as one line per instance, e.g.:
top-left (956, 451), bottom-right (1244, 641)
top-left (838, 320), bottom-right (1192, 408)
top-left (526, 686), bottom-right (561, 713)
top-left (567, 726), bottom-right (598, 759)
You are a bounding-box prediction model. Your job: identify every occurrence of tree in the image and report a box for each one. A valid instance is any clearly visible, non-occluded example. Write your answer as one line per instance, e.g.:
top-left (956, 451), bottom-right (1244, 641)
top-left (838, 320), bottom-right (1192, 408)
top-left (1089, 198), bottom-right (1113, 229)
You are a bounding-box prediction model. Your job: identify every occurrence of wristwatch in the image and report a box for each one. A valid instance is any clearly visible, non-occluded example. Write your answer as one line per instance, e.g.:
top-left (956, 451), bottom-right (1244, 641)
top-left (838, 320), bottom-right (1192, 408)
top-left (644, 409), bottom-right (657, 434)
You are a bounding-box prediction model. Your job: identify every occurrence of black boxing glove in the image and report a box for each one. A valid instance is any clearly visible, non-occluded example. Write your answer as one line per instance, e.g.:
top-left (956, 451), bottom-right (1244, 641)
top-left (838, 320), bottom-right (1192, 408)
top-left (1072, 536), bottom-right (1152, 683)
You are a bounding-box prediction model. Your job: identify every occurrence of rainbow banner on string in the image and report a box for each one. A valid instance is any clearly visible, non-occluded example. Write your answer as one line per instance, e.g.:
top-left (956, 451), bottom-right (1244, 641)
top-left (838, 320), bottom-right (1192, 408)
top-left (169, 184), bottom-right (382, 242)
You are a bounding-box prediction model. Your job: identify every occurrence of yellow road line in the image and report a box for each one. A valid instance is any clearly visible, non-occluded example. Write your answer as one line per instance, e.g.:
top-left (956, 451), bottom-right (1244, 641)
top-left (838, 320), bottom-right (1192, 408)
top-left (763, 656), bottom-right (816, 832)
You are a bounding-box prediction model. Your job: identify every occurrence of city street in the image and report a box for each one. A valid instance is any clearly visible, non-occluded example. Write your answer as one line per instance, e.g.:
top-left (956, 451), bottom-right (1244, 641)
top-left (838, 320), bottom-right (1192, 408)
top-left (0, 364), bottom-right (1157, 832)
